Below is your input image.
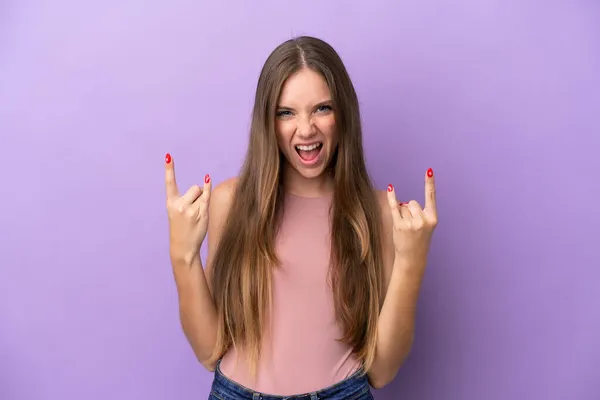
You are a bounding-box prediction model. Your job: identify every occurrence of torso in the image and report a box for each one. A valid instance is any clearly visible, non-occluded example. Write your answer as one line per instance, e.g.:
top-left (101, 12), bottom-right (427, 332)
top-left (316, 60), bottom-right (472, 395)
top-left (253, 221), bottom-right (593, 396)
top-left (219, 191), bottom-right (362, 395)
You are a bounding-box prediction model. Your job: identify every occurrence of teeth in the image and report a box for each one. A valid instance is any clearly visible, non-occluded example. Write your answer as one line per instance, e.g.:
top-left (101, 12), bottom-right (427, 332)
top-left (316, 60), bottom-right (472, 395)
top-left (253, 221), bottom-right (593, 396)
top-left (295, 143), bottom-right (321, 151)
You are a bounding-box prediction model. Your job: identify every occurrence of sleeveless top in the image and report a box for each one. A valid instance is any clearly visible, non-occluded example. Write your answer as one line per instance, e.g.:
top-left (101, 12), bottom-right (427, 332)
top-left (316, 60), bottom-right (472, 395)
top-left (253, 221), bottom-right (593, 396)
top-left (219, 191), bottom-right (362, 395)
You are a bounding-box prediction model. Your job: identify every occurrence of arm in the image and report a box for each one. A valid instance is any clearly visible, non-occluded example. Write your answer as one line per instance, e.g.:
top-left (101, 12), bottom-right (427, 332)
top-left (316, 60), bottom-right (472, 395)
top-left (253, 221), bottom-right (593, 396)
top-left (368, 171), bottom-right (437, 388)
top-left (174, 255), bottom-right (218, 371)
top-left (172, 177), bottom-right (237, 371)
top-left (368, 247), bottom-right (425, 388)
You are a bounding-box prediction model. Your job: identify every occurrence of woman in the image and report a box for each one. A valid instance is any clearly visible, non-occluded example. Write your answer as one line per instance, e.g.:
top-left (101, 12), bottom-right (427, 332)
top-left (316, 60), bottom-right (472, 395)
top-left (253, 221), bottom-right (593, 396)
top-left (164, 36), bottom-right (438, 400)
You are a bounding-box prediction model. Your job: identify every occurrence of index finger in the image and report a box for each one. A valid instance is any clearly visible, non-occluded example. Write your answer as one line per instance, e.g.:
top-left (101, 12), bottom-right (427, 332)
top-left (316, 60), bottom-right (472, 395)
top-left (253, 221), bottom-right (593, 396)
top-left (165, 153), bottom-right (179, 199)
top-left (424, 167), bottom-right (437, 218)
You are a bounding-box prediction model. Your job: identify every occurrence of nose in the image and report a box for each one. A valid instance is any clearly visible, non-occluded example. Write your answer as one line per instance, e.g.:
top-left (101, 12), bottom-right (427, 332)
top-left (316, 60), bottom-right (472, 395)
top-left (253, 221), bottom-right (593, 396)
top-left (296, 116), bottom-right (317, 139)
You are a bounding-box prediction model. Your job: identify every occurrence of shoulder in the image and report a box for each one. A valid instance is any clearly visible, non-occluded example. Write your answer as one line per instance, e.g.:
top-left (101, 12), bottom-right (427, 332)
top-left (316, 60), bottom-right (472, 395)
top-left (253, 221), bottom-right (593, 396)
top-left (210, 176), bottom-right (238, 209)
top-left (206, 177), bottom-right (238, 276)
top-left (207, 177), bottom-right (238, 242)
top-left (208, 176), bottom-right (238, 219)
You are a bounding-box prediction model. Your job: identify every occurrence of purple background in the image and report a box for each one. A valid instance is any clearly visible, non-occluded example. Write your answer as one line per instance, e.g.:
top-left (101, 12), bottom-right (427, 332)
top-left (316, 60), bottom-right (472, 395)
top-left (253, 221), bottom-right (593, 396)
top-left (1, 1), bottom-right (598, 399)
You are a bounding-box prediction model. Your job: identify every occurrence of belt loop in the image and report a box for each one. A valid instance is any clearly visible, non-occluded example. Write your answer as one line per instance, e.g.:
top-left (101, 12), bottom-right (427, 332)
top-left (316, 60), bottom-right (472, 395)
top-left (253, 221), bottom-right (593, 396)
top-left (310, 392), bottom-right (318, 400)
top-left (252, 392), bottom-right (261, 400)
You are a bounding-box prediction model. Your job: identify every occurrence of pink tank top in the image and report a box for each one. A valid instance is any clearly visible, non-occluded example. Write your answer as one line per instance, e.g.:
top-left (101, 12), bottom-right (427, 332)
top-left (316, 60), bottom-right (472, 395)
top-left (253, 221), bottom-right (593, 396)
top-left (219, 191), bottom-right (361, 395)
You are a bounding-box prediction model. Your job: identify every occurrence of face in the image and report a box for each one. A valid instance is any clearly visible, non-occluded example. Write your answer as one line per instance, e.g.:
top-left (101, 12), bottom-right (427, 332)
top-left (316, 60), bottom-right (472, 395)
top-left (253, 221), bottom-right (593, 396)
top-left (275, 68), bottom-right (338, 180)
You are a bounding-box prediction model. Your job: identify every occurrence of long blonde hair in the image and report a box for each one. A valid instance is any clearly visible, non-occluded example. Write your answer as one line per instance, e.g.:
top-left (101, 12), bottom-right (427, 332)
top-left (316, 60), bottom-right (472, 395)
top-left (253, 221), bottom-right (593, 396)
top-left (210, 36), bottom-right (385, 375)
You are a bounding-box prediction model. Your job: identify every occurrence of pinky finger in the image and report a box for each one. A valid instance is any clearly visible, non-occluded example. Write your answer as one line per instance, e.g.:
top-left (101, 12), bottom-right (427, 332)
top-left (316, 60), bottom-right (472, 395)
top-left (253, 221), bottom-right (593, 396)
top-left (190, 174), bottom-right (212, 218)
top-left (386, 184), bottom-right (403, 228)
top-left (201, 174), bottom-right (212, 204)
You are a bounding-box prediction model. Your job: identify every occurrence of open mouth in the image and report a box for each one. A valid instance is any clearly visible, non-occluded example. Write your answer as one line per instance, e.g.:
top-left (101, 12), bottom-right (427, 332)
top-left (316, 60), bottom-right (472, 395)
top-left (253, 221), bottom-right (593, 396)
top-left (295, 142), bottom-right (323, 164)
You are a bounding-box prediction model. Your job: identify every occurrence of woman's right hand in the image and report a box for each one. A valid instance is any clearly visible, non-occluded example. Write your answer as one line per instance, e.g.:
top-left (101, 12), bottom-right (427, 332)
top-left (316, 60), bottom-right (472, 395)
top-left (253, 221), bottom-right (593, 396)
top-left (164, 153), bottom-right (212, 266)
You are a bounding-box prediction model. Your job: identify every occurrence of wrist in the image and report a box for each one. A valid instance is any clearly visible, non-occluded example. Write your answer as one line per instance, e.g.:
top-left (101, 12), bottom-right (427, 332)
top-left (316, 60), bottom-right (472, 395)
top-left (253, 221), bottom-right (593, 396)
top-left (171, 254), bottom-right (203, 291)
top-left (393, 253), bottom-right (426, 274)
top-left (171, 251), bottom-right (201, 268)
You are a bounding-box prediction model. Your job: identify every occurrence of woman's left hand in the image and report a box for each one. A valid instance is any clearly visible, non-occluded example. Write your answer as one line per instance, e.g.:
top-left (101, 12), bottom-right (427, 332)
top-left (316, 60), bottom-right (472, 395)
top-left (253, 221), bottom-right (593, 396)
top-left (386, 168), bottom-right (438, 270)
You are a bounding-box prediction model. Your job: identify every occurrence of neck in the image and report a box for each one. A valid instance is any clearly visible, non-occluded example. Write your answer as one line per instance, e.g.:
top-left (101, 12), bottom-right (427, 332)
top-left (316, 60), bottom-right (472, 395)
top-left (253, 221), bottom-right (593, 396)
top-left (282, 163), bottom-right (334, 198)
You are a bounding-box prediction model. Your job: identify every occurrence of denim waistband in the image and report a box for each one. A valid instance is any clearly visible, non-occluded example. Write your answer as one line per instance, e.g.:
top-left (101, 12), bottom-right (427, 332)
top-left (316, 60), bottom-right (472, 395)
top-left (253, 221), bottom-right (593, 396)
top-left (210, 359), bottom-right (371, 400)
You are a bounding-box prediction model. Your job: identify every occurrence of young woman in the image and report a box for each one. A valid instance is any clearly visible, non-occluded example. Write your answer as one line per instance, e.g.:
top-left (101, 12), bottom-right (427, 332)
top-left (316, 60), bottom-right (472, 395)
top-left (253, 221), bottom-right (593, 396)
top-left (164, 36), bottom-right (438, 400)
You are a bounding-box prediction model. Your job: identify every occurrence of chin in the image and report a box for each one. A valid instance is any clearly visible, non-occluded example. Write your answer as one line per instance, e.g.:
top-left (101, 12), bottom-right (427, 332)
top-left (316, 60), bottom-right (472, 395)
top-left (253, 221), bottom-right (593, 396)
top-left (294, 165), bottom-right (329, 179)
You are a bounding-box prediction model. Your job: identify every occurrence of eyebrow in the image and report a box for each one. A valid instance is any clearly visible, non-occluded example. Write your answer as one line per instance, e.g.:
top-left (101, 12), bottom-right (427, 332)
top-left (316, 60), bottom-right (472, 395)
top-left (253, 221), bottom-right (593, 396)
top-left (276, 100), bottom-right (333, 110)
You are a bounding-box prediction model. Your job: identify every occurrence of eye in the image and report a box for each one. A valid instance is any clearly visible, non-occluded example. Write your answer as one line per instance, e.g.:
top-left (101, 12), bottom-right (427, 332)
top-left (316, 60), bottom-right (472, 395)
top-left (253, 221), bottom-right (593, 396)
top-left (276, 109), bottom-right (293, 117)
top-left (316, 105), bottom-right (333, 113)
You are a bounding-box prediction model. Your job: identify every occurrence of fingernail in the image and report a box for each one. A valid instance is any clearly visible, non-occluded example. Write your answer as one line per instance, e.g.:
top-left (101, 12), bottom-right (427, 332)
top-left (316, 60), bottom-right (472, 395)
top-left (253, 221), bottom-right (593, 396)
top-left (205, 174), bottom-right (210, 184)
top-left (387, 184), bottom-right (394, 192)
top-left (165, 153), bottom-right (172, 164)
top-left (427, 168), bottom-right (433, 178)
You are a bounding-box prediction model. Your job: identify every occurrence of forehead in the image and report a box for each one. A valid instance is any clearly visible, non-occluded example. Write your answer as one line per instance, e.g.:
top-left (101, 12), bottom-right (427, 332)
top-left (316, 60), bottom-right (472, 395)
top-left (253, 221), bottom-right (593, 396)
top-left (278, 68), bottom-right (331, 106)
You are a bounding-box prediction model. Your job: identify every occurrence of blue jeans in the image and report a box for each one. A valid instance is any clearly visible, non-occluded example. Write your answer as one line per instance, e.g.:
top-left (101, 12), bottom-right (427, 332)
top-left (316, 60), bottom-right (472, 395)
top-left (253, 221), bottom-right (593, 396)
top-left (209, 360), bottom-right (374, 400)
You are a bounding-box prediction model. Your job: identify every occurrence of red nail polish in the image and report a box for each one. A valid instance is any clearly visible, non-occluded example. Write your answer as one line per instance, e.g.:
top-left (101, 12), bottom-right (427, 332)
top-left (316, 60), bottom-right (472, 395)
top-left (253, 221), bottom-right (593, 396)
top-left (399, 202), bottom-right (408, 205)
top-left (387, 184), bottom-right (394, 192)
top-left (165, 153), bottom-right (172, 164)
top-left (427, 168), bottom-right (433, 178)
top-left (204, 174), bottom-right (210, 184)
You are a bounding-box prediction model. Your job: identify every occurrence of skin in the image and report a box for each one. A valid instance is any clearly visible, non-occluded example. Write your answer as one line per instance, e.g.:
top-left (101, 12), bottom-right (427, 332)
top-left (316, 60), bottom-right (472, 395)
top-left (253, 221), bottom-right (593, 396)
top-left (368, 173), bottom-right (438, 388)
top-left (165, 67), bottom-right (438, 387)
top-left (275, 67), bottom-right (338, 198)
top-left (165, 159), bottom-right (218, 371)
